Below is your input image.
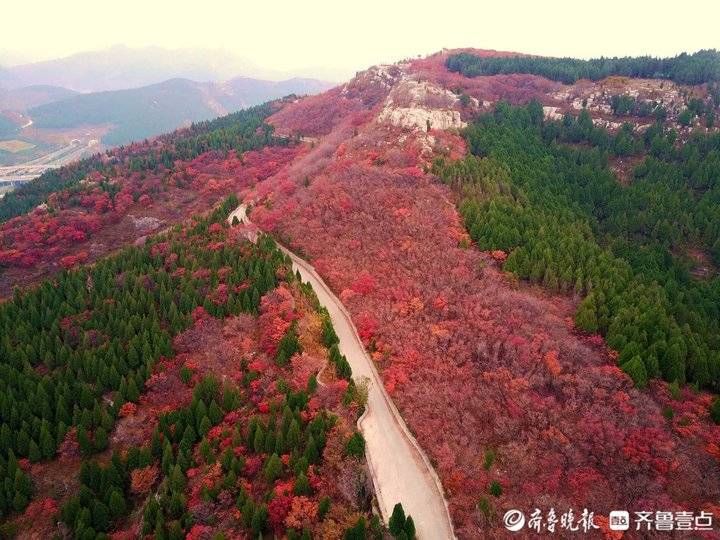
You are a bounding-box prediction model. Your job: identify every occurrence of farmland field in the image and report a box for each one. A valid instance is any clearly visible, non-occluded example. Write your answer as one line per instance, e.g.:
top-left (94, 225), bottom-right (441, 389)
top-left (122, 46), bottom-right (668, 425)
top-left (0, 139), bottom-right (36, 153)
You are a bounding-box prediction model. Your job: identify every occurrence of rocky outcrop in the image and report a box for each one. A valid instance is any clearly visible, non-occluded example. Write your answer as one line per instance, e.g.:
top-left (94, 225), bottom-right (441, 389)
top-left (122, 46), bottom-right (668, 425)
top-left (378, 78), bottom-right (466, 131)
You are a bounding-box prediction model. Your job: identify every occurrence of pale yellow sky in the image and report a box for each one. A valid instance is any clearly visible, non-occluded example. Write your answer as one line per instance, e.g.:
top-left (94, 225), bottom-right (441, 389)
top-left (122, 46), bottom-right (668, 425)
top-left (5, 0), bottom-right (720, 80)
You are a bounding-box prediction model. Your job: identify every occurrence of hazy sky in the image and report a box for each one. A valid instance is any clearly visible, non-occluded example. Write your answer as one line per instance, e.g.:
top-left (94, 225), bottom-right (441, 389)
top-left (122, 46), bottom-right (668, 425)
top-left (4, 0), bottom-right (720, 80)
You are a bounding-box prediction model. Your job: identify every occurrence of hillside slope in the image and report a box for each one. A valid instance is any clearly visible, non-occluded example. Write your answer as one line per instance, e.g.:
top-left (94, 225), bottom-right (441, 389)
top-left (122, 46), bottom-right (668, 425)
top-left (245, 50), bottom-right (720, 537)
top-left (1, 200), bottom-right (390, 539)
top-left (233, 205), bottom-right (455, 538)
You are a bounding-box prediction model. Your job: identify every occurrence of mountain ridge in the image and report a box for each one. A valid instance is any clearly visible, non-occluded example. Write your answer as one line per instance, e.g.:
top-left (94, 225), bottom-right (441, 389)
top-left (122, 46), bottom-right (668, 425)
top-left (0, 45), bottom-right (338, 92)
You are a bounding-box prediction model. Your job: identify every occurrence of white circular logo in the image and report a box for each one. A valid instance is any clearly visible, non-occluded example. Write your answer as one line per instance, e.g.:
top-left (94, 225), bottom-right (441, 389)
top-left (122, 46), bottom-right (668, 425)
top-left (503, 509), bottom-right (526, 532)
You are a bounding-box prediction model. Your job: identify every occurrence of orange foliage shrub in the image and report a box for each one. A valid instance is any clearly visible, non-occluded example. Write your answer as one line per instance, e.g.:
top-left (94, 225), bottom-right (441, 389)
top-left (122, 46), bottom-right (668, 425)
top-left (284, 497), bottom-right (318, 530)
top-left (543, 350), bottom-right (561, 376)
top-left (130, 464), bottom-right (159, 495)
top-left (118, 402), bottom-right (137, 417)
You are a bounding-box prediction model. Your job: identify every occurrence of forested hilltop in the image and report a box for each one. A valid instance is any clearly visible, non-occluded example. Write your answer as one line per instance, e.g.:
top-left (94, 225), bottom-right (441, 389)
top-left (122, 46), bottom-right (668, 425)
top-left (446, 49), bottom-right (720, 85)
top-left (235, 51), bottom-right (720, 536)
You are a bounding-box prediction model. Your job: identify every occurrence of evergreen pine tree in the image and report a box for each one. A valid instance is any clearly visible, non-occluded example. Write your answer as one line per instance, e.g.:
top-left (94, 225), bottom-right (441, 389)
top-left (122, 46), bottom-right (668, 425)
top-left (263, 453), bottom-right (282, 482)
top-left (77, 426), bottom-right (93, 457)
top-left (622, 355), bottom-right (649, 388)
top-left (286, 420), bottom-right (300, 450)
top-left (389, 504), bottom-right (406, 537)
top-left (318, 496), bottom-right (331, 520)
top-left (28, 439), bottom-right (41, 462)
top-left (169, 464), bottom-right (186, 492)
top-left (343, 517), bottom-right (367, 540)
top-left (199, 415), bottom-right (212, 436)
top-left (108, 489), bottom-right (126, 519)
top-left (294, 471), bottom-right (311, 495)
top-left (303, 435), bottom-right (319, 464)
top-left (345, 432), bottom-right (365, 458)
top-left (94, 427), bottom-right (108, 451)
top-left (404, 516), bottom-right (416, 539)
top-left (250, 504), bottom-right (268, 536)
top-left (575, 294), bottom-right (599, 333)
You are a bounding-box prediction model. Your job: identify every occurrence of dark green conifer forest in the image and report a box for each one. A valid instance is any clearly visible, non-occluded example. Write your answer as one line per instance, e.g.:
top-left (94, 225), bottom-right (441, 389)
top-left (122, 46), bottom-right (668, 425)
top-left (0, 195), bottom-right (285, 517)
top-left (435, 102), bottom-right (720, 392)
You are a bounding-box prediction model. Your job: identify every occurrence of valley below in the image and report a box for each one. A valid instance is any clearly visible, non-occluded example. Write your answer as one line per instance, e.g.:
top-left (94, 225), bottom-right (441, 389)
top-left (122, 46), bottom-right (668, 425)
top-left (0, 137), bottom-right (99, 185)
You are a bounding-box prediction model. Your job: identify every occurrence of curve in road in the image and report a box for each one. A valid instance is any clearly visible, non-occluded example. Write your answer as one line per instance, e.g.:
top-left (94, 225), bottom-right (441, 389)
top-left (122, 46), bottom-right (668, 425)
top-left (228, 205), bottom-right (455, 539)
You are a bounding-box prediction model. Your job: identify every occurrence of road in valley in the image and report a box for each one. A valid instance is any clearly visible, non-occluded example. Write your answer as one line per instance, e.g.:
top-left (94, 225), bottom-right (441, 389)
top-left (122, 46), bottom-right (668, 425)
top-left (228, 205), bottom-right (455, 539)
top-left (0, 140), bottom-right (98, 184)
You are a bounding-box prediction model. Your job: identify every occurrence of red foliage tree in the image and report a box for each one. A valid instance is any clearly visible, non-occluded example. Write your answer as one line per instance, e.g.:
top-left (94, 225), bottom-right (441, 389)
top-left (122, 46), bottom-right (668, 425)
top-left (268, 495), bottom-right (293, 531)
top-left (258, 286), bottom-right (296, 355)
top-left (351, 271), bottom-right (376, 295)
top-left (59, 251), bottom-right (89, 269)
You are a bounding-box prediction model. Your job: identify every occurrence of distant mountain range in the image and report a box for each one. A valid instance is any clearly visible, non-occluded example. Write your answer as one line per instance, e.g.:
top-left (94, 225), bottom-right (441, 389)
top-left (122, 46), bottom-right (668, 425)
top-left (0, 46), bottom-right (333, 146)
top-left (0, 45), bottom-right (345, 90)
top-left (25, 76), bottom-right (332, 145)
top-left (0, 85), bottom-right (79, 111)
top-left (0, 45), bottom-right (313, 92)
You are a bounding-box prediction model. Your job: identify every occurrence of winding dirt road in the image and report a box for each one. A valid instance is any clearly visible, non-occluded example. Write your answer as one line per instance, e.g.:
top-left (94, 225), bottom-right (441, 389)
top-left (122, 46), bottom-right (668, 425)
top-left (228, 205), bottom-right (455, 539)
